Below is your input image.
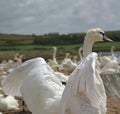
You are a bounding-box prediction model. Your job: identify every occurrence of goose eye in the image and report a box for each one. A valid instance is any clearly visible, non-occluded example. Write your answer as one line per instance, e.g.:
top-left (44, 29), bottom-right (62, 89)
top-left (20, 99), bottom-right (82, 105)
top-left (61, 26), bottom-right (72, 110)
top-left (99, 32), bottom-right (105, 36)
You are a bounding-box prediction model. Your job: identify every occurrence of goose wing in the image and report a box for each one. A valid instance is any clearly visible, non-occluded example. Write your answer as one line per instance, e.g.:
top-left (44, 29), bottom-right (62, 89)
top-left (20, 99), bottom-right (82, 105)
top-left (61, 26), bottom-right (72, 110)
top-left (2, 57), bottom-right (61, 96)
top-left (61, 52), bottom-right (107, 114)
top-left (20, 58), bottom-right (64, 114)
top-left (2, 58), bottom-right (43, 96)
top-left (2, 57), bottom-right (64, 114)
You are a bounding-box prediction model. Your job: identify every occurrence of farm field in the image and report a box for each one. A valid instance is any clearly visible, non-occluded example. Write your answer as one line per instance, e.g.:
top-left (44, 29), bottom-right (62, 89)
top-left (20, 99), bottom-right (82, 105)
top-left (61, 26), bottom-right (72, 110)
top-left (0, 41), bottom-right (120, 61)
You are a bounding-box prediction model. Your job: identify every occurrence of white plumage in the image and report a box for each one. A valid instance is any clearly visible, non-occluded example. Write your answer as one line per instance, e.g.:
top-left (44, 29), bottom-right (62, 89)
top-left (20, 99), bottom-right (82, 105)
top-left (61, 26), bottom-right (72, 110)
top-left (0, 95), bottom-right (19, 111)
top-left (2, 53), bottom-right (107, 114)
top-left (2, 57), bottom-right (65, 114)
top-left (2, 28), bottom-right (110, 114)
top-left (61, 52), bottom-right (107, 114)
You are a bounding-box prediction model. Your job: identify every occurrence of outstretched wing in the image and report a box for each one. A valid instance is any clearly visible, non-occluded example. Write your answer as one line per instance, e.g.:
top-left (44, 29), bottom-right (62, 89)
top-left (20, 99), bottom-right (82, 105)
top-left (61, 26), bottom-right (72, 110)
top-left (20, 60), bottom-right (64, 114)
top-left (61, 52), bottom-right (107, 114)
top-left (2, 57), bottom-right (64, 114)
top-left (2, 57), bottom-right (54, 96)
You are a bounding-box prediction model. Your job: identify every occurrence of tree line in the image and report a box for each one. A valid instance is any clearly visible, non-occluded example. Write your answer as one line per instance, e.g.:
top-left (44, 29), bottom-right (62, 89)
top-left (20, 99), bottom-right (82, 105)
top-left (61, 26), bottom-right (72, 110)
top-left (33, 30), bottom-right (120, 45)
top-left (33, 32), bottom-right (85, 45)
top-left (0, 30), bottom-right (120, 45)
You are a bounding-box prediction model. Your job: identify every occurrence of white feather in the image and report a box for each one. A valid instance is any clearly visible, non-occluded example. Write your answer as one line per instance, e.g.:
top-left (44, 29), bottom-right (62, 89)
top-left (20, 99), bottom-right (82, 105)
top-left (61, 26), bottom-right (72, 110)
top-left (2, 57), bottom-right (65, 114)
top-left (2, 57), bottom-right (49, 96)
top-left (0, 95), bottom-right (19, 111)
top-left (61, 52), bottom-right (107, 114)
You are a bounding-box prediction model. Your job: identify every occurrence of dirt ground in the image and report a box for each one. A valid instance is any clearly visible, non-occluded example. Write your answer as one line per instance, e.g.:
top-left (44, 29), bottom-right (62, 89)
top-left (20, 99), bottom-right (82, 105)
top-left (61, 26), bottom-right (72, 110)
top-left (1, 97), bottom-right (120, 114)
top-left (107, 98), bottom-right (120, 114)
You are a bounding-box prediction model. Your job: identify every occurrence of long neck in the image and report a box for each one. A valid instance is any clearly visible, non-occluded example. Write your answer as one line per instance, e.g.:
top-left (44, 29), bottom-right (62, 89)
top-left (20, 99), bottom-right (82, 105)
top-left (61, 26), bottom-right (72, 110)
top-left (53, 48), bottom-right (57, 61)
top-left (111, 46), bottom-right (115, 57)
top-left (83, 36), bottom-right (94, 58)
top-left (78, 47), bottom-right (83, 61)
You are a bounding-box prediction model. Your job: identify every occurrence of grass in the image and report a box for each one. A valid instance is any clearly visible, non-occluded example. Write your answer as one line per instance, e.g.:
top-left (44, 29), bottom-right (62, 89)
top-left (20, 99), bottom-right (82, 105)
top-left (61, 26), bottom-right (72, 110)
top-left (0, 41), bottom-right (119, 52)
top-left (0, 41), bottom-right (119, 61)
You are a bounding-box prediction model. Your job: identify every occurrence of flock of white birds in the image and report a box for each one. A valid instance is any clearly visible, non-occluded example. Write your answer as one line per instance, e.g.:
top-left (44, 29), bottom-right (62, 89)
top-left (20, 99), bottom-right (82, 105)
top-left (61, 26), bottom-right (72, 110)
top-left (48, 45), bottom-right (120, 76)
top-left (0, 28), bottom-right (119, 114)
top-left (0, 53), bottom-right (25, 113)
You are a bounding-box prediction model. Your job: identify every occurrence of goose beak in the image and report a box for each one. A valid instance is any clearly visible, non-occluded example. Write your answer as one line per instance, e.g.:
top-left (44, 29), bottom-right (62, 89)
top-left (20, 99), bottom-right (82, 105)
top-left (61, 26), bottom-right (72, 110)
top-left (103, 35), bottom-right (113, 42)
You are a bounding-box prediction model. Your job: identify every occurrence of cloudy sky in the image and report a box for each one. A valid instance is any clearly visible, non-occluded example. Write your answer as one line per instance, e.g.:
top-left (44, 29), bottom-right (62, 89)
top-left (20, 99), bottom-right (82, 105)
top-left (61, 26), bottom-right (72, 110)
top-left (0, 0), bottom-right (119, 35)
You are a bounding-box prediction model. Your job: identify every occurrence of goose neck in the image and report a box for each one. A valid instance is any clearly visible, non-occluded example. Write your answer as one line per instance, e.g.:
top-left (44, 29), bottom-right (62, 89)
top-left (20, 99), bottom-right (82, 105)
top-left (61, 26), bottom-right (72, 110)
top-left (83, 37), bottom-right (94, 58)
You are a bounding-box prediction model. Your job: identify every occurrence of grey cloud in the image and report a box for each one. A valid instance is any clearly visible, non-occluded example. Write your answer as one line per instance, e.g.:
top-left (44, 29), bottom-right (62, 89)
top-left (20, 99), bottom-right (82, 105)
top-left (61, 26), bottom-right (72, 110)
top-left (0, 0), bottom-right (120, 34)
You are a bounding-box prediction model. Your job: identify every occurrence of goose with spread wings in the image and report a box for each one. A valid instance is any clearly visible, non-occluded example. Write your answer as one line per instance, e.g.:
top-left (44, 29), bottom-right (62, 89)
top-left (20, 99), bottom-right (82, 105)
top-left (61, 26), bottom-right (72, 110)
top-left (2, 53), bottom-right (106, 114)
top-left (2, 28), bottom-right (112, 114)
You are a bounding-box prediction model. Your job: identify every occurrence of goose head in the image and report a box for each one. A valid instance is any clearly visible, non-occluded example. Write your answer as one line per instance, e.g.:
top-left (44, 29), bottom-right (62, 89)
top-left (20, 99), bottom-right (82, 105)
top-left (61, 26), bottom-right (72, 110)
top-left (52, 46), bottom-right (57, 52)
top-left (83, 28), bottom-right (113, 58)
top-left (86, 28), bottom-right (113, 43)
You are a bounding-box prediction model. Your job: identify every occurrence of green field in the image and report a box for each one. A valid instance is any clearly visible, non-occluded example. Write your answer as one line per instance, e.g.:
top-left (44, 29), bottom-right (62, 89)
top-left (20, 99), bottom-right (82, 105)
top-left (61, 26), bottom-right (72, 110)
top-left (0, 41), bottom-right (119, 61)
top-left (0, 41), bottom-right (119, 52)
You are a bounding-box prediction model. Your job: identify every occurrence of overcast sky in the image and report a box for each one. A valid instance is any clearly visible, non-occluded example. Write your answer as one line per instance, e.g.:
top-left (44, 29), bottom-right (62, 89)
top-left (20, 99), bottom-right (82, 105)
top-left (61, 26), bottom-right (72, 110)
top-left (0, 0), bottom-right (119, 35)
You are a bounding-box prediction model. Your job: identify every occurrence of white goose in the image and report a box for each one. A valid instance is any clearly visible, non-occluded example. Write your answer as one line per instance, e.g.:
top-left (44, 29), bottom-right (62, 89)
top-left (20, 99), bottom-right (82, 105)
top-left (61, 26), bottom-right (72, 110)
top-left (0, 94), bottom-right (19, 112)
top-left (78, 47), bottom-right (83, 61)
top-left (48, 46), bottom-right (58, 66)
top-left (52, 46), bottom-right (58, 65)
top-left (48, 47), bottom-right (60, 72)
top-left (61, 53), bottom-right (71, 63)
top-left (99, 46), bottom-right (117, 67)
top-left (61, 53), bottom-right (78, 74)
top-left (98, 46), bottom-right (120, 74)
top-left (2, 53), bottom-right (106, 114)
top-left (2, 28), bottom-right (112, 114)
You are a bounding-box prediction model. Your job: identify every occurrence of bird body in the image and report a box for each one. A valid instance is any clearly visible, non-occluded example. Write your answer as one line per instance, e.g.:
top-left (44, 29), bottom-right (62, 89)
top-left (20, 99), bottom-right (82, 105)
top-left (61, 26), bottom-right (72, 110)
top-left (62, 59), bottom-right (77, 74)
top-left (0, 95), bottom-right (19, 111)
top-left (2, 53), bottom-right (107, 114)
